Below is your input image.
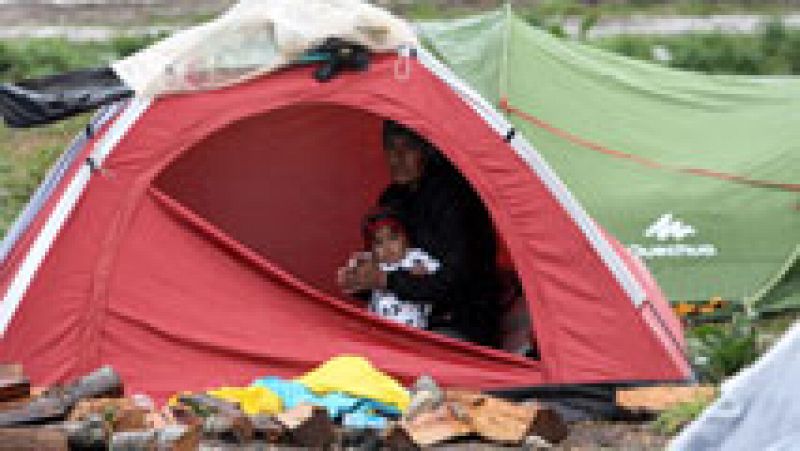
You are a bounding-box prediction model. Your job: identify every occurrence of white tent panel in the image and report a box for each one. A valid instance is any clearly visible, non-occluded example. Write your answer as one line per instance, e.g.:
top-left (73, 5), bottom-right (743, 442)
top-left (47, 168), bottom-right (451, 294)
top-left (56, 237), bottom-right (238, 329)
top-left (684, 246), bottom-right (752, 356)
top-left (670, 321), bottom-right (800, 451)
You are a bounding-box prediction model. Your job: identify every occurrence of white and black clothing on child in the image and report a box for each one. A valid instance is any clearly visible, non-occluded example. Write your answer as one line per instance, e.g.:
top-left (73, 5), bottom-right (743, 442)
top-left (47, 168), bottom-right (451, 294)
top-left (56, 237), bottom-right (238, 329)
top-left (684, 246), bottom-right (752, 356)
top-left (370, 248), bottom-right (441, 329)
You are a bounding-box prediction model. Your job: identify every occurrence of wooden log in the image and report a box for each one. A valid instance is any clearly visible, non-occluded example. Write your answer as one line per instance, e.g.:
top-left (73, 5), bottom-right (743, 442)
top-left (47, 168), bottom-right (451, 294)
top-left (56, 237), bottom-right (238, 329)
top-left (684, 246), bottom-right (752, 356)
top-left (109, 430), bottom-right (156, 450)
top-left (527, 403), bottom-right (569, 444)
top-left (337, 426), bottom-right (382, 449)
top-left (250, 414), bottom-right (285, 443)
top-left (0, 366), bottom-right (36, 409)
top-left (445, 391), bottom-right (567, 445)
top-left (0, 366), bottom-right (124, 427)
top-left (156, 424), bottom-right (200, 451)
top-left (174, 393), bottom-right (253, 443)
top-left (114, 407), bottom-right (149, 432)
top-left (447, 391), bottom-right (536, 444)
top-left (176, 393), bottom-right (239, 418)
top-left (62, 366), bottom-right (124, 403)
top-left (0, 378), bottom-right (30, 402)
top-left (169, 404), bottom-right (202, 428)
top-left (111, 424), bottom-right (198, 451)
top-left (68, 398), bottom-right (149, 432)
top-left (0, 364), bottom-right (24, 380)
top-left (275, 404), bottom-right (335, 448)
top-left (202, 413), bottom-right (254, 443)
top-left (69, 397), bottom-right (132, 421)
top-left (144, 406), bottom-right (177, 430)
top-left (383, 425), bottom-right (420, 451)
top-left (0, 396), bottom-right (71, 426)
top-left (399, 391), bottom-right (568, 447)
top-left (58, 416), bottom-right (111, 450)
top-left (397, 403), bottom-right (473, 447)
top-left (0, 427), bottom-right (69, 451)
top-left (0, 397), bottom-right (33, 412)
top-left (616, 385), bottom-right (716, 412)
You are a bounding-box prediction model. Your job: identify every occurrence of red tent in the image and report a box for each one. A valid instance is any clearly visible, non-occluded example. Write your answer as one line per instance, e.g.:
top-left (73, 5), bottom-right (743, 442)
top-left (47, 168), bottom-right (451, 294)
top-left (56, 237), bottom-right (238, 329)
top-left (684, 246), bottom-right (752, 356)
top-left (0, 52), bottom-right (690, 400)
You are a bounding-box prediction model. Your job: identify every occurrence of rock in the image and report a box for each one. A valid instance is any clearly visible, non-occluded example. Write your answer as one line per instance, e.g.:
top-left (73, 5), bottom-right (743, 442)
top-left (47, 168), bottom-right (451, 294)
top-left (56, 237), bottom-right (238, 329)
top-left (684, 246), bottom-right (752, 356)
top-left (404, 375), bottom-right (443, 421)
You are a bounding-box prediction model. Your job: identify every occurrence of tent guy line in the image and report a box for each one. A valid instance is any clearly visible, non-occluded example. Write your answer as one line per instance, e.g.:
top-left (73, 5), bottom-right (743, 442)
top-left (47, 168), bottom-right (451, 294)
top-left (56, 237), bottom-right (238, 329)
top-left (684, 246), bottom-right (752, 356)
top-left (499, 98), bottom-right (800, 194)
top-left (0, 102), bottom-right (127, 265)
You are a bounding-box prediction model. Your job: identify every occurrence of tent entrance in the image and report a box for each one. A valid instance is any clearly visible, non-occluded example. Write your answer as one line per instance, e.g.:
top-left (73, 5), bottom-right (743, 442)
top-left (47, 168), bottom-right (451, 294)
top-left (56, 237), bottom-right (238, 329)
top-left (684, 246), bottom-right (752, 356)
top-left (153, 103), bottom-right (536, 356)
top-left (154, 103), bottom-right (388, 295)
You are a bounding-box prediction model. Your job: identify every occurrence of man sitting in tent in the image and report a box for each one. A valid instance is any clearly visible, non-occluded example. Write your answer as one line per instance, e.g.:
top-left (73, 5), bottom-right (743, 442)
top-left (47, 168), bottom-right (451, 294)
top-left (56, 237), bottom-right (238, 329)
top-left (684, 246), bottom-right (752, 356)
top-left (338, 121), bottom-right (500, 347)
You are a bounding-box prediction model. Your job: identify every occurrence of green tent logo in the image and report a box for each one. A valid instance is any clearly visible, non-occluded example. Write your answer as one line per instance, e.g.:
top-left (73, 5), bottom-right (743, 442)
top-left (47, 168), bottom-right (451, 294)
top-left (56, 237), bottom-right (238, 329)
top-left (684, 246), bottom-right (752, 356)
top-left (630, 213), bottom-right (717, 259)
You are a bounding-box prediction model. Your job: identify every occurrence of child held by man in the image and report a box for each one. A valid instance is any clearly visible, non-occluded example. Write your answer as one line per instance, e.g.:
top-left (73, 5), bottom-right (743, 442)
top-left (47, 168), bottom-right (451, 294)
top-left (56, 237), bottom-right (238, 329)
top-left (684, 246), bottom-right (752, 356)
top-left (354, 209), bottom-right (441, 329)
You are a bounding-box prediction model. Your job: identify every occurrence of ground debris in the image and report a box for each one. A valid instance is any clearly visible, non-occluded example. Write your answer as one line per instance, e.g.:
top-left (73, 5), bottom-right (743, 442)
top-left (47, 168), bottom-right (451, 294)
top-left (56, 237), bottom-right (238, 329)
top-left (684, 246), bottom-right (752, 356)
top-left (554, 421), bottom-right (670, 450)
top-left (275, 404), bottom-right (335, 448)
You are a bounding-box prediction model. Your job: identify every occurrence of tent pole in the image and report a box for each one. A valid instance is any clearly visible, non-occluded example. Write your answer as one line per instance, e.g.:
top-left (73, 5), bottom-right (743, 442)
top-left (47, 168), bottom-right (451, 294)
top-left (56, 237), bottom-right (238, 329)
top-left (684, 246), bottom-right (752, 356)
top-left (0, 98), bottom-right (151, 336)
top-left (0, 103), bottom-right (124, 266)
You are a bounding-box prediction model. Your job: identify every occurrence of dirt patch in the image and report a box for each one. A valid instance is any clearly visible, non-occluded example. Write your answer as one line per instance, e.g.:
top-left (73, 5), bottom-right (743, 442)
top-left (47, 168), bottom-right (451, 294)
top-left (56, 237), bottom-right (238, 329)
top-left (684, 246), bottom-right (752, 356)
top-left (555, 421), bottom-right (671, 450)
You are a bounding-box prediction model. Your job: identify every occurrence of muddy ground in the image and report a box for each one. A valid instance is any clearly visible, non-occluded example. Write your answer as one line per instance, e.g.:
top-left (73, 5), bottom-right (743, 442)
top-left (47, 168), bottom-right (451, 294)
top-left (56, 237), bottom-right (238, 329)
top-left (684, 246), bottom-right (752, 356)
top-left (555, 421), bottom-right (670, 450)
top-left (197, 422), bottom-right (671, 450)
top-left (438, 422), bottom-right (671, 449)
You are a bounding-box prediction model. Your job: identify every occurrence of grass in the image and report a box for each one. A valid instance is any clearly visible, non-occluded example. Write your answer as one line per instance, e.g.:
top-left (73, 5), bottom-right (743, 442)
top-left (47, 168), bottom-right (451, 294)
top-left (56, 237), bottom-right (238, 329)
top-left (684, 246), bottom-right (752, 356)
top-left (687, 314), bottom-right (760, 383)
top-left (0, 34), bottom-right (167, 82)
top-left (400, 1), bottom-right (800, 19)
top-left (651, 312), bottom-right (796, 436)
top-left (651, 313), bottom-right (797, 436)
top-left (652, 395), bottom-right (715, 435)
top-left (593, 18), bottom-right (800, 75)
top-left (0, 117), bottom-right (88, 234)
top-left (518, 0), bottom-right (800, 20)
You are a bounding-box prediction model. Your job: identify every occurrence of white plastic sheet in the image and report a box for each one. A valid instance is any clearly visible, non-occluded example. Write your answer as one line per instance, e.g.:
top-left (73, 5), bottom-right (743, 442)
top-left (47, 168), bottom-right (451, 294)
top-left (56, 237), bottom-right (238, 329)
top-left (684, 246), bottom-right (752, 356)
top-left (113, 0), bottom-right (417, 96)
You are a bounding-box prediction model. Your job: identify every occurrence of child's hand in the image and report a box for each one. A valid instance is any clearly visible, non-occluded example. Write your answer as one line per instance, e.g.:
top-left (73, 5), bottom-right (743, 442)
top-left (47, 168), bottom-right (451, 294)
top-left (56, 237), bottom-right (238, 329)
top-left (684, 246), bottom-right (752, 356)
top-left (338, 253), bottom-right (386, 293)
top-left (347, 251), bottom-right (373, 269)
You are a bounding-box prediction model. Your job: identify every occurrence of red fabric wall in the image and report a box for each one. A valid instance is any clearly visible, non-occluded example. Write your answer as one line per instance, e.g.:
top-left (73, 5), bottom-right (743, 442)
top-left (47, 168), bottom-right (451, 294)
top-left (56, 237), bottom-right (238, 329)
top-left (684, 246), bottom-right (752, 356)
top-left (154, 104), bottom-right (389, 295)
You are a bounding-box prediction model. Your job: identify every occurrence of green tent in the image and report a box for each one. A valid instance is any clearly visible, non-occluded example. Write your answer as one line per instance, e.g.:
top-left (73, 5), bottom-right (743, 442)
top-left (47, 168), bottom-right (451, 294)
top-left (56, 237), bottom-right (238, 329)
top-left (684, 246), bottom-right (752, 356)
top-left (418, 9), bottom-right (800, 314)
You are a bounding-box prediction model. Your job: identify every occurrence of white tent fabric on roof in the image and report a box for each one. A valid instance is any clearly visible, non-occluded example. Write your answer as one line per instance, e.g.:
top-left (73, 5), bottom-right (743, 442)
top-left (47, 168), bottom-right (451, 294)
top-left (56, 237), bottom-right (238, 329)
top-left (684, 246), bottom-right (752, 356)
top-left (113, 0), bottom-right (417, 96)
top-left (670, 321), bottom-right (800, 450)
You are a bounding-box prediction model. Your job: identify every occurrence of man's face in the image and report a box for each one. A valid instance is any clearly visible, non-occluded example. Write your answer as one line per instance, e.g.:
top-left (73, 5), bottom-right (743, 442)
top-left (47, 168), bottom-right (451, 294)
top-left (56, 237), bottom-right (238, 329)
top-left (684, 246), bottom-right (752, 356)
top-left (385, 136), bottom-right (424, 185)
top-left (372, 225), bottom-right (408, 265)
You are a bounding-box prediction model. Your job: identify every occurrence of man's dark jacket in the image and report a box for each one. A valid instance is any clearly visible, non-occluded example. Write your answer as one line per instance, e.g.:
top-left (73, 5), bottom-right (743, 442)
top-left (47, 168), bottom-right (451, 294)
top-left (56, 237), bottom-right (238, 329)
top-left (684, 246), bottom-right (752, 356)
top-left (378, 158), bottom-right (500, 345)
